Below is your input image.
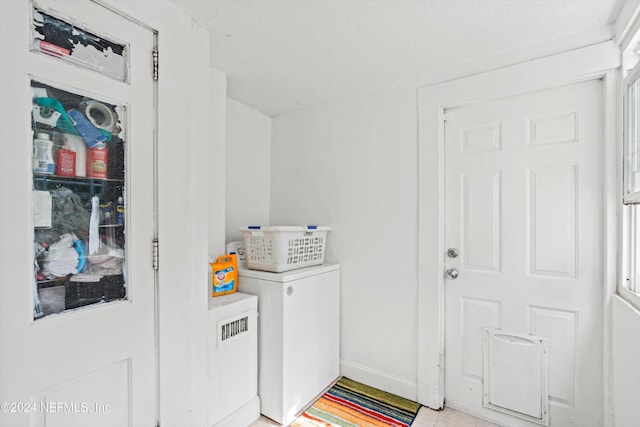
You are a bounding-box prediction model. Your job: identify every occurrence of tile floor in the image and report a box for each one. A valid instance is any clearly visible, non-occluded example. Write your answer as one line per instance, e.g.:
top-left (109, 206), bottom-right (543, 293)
top-left (410, 407), bottom-right (499, 427)
top-left (249, 406), bottom-right (499, 426)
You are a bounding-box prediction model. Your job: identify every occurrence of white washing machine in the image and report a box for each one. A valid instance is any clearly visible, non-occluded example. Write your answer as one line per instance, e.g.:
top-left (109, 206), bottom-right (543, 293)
top-left (238, 263), bottom-right (340, 425)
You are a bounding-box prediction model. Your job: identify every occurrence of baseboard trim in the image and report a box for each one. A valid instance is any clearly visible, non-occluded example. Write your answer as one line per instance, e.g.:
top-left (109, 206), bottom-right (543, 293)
top-left (211, 396), bottom-right (261, 427)
top-left (339, 360), bottom-right (418, 401)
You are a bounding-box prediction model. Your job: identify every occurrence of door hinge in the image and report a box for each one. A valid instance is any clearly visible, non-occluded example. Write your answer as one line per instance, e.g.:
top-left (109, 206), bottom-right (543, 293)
top-left (443, 112), bottom-right (452, 121)
top-left (152, 238), bottom-right (159, 271)
top-left (152, 49), bottom-right (159, 81)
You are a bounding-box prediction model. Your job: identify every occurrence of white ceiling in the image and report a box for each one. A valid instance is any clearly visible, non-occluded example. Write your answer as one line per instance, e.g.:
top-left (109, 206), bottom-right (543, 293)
top-left (169, 0), bottom-right (624, 117)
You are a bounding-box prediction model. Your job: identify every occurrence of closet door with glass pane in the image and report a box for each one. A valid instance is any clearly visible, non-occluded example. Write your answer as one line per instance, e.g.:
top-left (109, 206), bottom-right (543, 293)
top-left (0, 2), bottom-right (156, 426)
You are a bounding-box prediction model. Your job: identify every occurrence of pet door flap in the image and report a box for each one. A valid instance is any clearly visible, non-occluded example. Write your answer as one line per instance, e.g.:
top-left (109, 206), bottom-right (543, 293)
top-left (483, 329), bottom-right (549, 426)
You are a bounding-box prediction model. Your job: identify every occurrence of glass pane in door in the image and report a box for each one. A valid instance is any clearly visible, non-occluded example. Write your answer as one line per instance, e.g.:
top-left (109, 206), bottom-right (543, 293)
top-left (32, 80), bottom-right (127, 319)
top-left (626, 75), bottom-right (640, 195)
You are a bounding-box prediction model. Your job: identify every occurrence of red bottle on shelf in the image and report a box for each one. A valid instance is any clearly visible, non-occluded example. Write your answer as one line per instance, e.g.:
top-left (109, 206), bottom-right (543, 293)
top-left (55, 146), bottom-right (76, 177)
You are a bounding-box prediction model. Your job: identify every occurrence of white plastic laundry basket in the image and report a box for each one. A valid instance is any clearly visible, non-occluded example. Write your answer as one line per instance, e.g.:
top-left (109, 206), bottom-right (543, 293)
top-left (239, 226), bottom-right (331, 272)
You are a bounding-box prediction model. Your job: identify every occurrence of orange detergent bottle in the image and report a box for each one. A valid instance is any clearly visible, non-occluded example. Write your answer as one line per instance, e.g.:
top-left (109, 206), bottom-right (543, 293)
top-left (210, 253), bottom-right (238, 297)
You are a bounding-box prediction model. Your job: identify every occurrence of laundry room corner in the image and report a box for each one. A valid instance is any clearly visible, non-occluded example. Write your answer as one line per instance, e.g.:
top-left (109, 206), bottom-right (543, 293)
top-left (225, 99), bottom-right (272, 244)
top-left (270, 84), bottom-right (421, 400)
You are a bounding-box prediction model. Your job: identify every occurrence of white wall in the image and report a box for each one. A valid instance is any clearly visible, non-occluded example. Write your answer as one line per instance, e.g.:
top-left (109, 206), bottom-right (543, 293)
top-left (610, 296), bottom-right (640, 427)
top-left (225, 99), bottom-right (271, 244)
top-left (210, 73), bottom-right (228, 257)
top-left (270, 84), bottom-right (419, 399)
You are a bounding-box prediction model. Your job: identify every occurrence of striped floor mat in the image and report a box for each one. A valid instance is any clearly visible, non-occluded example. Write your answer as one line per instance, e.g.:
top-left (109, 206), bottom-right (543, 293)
top-left (291, 377), bottom-right (421, 427)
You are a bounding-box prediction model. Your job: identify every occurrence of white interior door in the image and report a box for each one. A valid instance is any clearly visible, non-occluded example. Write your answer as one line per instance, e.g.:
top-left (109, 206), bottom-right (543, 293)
top-left (0, 1), bottom-right (155, 426)
top-left (443, 80), bottom-right (603, 426)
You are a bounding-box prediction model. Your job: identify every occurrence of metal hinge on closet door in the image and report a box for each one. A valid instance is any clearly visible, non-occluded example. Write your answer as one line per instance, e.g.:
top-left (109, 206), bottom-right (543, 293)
top-left (152, 49), bottom-right (159, 81)
top-left (153, 238), bottom-right (159, 271)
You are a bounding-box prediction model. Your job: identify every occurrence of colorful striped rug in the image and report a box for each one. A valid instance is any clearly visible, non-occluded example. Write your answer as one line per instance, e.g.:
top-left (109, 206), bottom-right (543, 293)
top-left (291, 377), bottom-right (421, 427)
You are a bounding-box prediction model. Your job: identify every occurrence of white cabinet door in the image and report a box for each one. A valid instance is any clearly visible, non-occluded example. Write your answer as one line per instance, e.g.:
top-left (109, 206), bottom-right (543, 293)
top-left (444, 80), bottom-right (603, 426)
top-left (0, 1), bottom-right (155, 426)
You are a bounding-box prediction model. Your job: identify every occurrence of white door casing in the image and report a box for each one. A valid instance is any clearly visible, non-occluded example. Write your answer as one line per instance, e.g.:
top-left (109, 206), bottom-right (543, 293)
top-left (0, 1), bottom-right (155, 426)
top-left (417, 41), bottom-right (619, 424)
top-left (443, 79), bottom-right (603, 426)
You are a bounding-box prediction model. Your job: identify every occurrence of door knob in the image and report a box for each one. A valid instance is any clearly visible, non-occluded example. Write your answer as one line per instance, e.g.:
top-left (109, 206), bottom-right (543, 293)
top-left (445, 268), bottom-right (459, 280)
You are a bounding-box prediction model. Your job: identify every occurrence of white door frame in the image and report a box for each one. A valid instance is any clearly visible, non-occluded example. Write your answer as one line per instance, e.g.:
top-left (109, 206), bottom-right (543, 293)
top-left (97, 2), bottom-right (213, 425)
top-left (96, 2), bottom-right (213, 424)
top-left (416, 41), bottom-right (619, 416)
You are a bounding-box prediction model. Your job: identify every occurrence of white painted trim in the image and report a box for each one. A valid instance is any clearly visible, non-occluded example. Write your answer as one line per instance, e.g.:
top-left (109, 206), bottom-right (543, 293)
top-left (339, 359), bottom-right (418, 401)
top-left (623, 192), bottom-right (640, 204)
top-left (618, 286), bottom-right (640, 310)
top-left (211, 396), bottom-right (261, 427)
top-left (417, 41), bottom-right (620, 410)
top-left (616, 1), bottom-right (640, 52)
top-left (414, 28), bottom-right (614, 94)
top-left (603, 70), bottom-right (620, 427)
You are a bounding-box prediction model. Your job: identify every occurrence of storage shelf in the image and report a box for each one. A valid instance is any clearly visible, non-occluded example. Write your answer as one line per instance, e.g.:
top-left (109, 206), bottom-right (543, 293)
top-left (33, 173), bottom-right (124, 184)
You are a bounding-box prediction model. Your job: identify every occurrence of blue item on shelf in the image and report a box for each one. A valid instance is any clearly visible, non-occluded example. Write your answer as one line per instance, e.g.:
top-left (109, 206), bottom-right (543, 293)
top-left (67, 109), bottom-right (108, 148)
